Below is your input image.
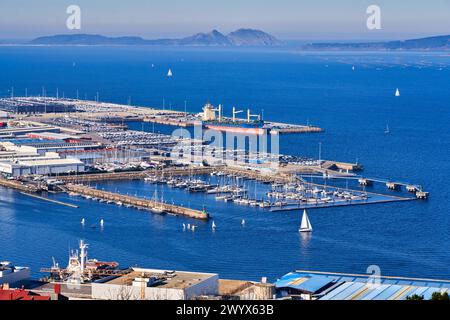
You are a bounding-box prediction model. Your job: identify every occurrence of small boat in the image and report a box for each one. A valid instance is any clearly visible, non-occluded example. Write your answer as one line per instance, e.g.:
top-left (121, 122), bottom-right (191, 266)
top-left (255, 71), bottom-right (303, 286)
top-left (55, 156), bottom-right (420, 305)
top-left (212, 221), bottom-right (216, 230)
top-left (167, 69), bottom-right (173, 77)
top-left (81, 218), bottom-right (85, 225)
top-left (384, 124), bottom-right (390, 134)
top-left (100, 219), bottom-right (104, 227)
top-left (151, 207), bottom-right (165, 214)
top-left (182, 223), bottom-right (186, 230)
top-left (395, 88), bottom-right (400, 97)
top-left (241, 219), bottom-right (246, 226)
top-left (299, 209), bottom-right (313, 233)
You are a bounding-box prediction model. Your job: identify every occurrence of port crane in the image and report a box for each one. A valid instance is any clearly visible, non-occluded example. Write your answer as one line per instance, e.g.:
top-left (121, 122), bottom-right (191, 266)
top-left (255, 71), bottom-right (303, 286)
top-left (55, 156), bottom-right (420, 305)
top-left (247, 109), bottom-right (260, 123)
top-left (232, 107), bottom-right (243, 122)
top-left (211, 104), bottom-right (223, 121)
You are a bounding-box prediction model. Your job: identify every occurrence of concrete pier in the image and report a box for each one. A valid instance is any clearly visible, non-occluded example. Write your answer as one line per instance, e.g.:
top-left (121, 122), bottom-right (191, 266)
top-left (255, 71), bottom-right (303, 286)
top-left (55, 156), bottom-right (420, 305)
top-left (64, 183), bottom-right (210, 220)
top-left (0, 178), bottom-right (40, 192)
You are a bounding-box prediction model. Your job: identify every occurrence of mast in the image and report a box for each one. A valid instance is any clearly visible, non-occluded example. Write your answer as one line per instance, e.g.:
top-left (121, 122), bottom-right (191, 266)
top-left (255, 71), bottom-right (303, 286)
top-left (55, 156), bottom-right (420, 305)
top-left (79, 240), bottom-right (88, 273)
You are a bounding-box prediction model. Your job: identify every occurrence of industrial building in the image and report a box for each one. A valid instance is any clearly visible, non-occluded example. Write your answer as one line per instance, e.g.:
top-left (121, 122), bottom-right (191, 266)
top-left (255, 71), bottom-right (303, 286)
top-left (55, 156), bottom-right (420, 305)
top-left (91, 268), bottom-right (219, 300)
top-left (275, 270), bottom-right (450, 300)
top-left (0, 139), bottom-right (101, 156)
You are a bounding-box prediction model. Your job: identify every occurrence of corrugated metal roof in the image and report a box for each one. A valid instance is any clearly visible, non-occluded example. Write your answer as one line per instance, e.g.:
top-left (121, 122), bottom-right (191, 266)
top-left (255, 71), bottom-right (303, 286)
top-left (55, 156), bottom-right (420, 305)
top-left (277, 270), bottom-right (450, 300)
top-left (275, 273), bottom-right (333, 293)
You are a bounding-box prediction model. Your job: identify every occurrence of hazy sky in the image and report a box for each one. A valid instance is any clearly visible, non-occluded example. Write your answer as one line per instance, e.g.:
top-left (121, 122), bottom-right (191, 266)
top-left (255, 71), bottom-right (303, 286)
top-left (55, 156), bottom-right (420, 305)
top-left (0, 0), bottom-right (449, 40)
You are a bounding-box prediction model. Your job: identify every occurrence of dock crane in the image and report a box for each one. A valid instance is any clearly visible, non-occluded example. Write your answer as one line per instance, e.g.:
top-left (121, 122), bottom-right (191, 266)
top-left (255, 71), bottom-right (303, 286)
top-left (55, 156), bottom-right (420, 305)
top-left (232, 107), bottom-right (244, 122)
top-left (247, 109), bottom-right (261, 123)
top-left (211, 104), bottom-right (223, 122)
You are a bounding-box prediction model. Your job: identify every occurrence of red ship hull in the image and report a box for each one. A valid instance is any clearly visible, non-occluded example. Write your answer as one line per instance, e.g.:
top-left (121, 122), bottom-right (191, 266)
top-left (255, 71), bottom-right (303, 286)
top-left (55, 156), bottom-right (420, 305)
top-left (205, 125), bottom-right (265, 135)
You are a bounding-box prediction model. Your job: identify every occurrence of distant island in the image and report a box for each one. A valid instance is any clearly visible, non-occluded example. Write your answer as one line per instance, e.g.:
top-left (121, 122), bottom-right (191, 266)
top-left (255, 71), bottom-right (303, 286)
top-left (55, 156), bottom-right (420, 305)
top-left (30, 29), bottom-right (281, 47)
top-left (303, 34), bottom-right (450, 51)
top-left (18, 32), bottom-right (450, 51)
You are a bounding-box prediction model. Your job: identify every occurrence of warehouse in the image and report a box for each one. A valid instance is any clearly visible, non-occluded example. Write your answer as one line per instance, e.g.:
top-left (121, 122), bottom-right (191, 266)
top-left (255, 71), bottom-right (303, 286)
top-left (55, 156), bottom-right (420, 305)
top-left (0, 139), bottom-right (101, 156)
top-left (0, 158), bottom-right (85, 177)
top-left (275, 270), bottom-right (450, 300)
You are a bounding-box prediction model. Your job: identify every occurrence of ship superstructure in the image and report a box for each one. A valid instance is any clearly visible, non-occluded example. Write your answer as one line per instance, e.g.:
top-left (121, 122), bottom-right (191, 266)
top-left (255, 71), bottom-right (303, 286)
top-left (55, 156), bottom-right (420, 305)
top-left (41, 240), bottom-right (121, 284)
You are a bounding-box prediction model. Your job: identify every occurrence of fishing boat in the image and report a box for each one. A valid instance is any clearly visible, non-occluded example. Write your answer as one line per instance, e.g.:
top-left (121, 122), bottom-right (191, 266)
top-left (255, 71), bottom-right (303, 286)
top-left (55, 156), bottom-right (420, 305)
top-left (299, 209), bottom-right (313, 233)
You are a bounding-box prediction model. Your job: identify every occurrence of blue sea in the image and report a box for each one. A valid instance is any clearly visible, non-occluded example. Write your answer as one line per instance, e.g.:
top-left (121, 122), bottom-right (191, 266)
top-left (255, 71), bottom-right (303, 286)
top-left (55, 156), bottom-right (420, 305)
top-left (0, 46), bottom-right (449, 281)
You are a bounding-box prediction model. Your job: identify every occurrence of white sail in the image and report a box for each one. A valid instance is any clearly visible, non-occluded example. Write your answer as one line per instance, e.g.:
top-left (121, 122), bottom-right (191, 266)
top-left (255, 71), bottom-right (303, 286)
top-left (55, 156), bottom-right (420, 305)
top-left (395, 88), bottom-right (400, 97)
top-left (81, 218), bottom-right (85, 225)
top-left (212, 221), bottom-right (216, 229)
top-left (241, 219), bottom-right (246, 226)
top-left (100, 219), bottom-right (104, 226)
top-left (299, 209), bottom-right (312, 232)
top-left (167, 69), bottom-right (173, 77)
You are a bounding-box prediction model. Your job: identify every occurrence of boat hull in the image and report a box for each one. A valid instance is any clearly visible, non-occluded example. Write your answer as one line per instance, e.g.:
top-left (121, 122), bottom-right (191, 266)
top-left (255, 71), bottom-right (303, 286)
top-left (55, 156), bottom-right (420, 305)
top-left (204, 124), bottom-right (265, 135)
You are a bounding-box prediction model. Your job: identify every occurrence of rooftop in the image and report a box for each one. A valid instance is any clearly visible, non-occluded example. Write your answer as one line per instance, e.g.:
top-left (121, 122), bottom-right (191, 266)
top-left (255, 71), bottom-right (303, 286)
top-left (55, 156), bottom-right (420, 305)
top-left (18, 158), bottom-right (84, 166)
top-left (104, 268), bottom-right (218, 290)
top-left (276, 270), bottom-right (450, 300)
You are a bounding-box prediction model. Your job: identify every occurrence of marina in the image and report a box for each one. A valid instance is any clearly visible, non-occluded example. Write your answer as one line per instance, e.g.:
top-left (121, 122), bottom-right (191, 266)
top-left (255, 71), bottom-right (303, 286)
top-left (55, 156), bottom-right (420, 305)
top-left (0, 46), bottom-right (446, 286)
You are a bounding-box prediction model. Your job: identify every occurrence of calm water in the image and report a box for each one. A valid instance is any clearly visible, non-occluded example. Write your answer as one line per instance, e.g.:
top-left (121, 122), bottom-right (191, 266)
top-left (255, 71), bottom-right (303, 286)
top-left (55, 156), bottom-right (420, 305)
top-left (0, 46), bottom-right (449, 281)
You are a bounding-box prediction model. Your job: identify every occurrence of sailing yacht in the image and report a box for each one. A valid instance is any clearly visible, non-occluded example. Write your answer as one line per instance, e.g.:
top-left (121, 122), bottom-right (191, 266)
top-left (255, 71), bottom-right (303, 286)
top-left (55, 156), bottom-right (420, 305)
top-left (167, 69), bottom-right (173, 77)
top-left (395, 88), bottom-right (400, 97)
top-left (151, 189), bottom-right (165, 214)
top-left (299, 209), bottom-right (313, 233)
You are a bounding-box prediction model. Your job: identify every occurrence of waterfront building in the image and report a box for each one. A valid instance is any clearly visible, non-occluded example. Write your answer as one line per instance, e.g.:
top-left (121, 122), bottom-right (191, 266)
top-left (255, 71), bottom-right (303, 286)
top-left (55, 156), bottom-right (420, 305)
top-left (91, 268), bottom-right (219, 300)
top-left (276, 270), bottom-right (450, 300)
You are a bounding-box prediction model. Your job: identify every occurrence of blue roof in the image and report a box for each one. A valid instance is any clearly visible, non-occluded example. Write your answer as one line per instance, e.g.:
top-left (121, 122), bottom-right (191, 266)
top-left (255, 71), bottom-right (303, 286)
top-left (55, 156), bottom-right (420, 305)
top-left (4, 138), bottom-right (65, 145)
top-left (275, 272), bottom-right (333, 293)
top-left (277, 270), bottom-right (450, 300)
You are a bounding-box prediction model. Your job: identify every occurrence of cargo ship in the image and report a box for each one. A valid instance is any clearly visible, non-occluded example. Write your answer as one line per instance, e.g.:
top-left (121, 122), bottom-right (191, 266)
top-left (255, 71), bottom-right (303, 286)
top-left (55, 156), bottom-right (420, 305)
top-left (201, 103), bottom-right (265, 135)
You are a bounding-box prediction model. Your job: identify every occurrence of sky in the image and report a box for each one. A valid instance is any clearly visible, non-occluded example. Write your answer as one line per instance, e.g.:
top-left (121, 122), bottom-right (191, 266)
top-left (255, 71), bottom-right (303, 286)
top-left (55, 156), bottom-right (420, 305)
top-left (0, 0), bottom-right (449, 40)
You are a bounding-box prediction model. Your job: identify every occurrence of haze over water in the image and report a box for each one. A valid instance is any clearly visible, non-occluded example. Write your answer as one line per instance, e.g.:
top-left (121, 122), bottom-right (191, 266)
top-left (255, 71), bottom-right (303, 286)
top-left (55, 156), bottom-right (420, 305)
top-left (0, 46), bottom-right (449, 281)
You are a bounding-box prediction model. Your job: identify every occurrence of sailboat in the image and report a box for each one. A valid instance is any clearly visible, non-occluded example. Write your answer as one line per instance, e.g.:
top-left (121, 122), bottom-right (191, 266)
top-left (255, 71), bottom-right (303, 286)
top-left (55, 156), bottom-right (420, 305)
top-left (100, 219), bottom-right (104, 227)
top-left (395, 88), bottom-right (400, 97)
top-left (151, 189), bottom-right (165, 214)
top-left (241, 219), bottom-right (246, 226)
top-left (167, 69), bottom-right (173, 77)
top-left (212, 221), bottom-right (217, 230)
top-left (299, 209), bottom-right (313, 233)
top-left (384, 124), bottom-right (390, 134)
top-left (81, 218), bottom-right (85, 225)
